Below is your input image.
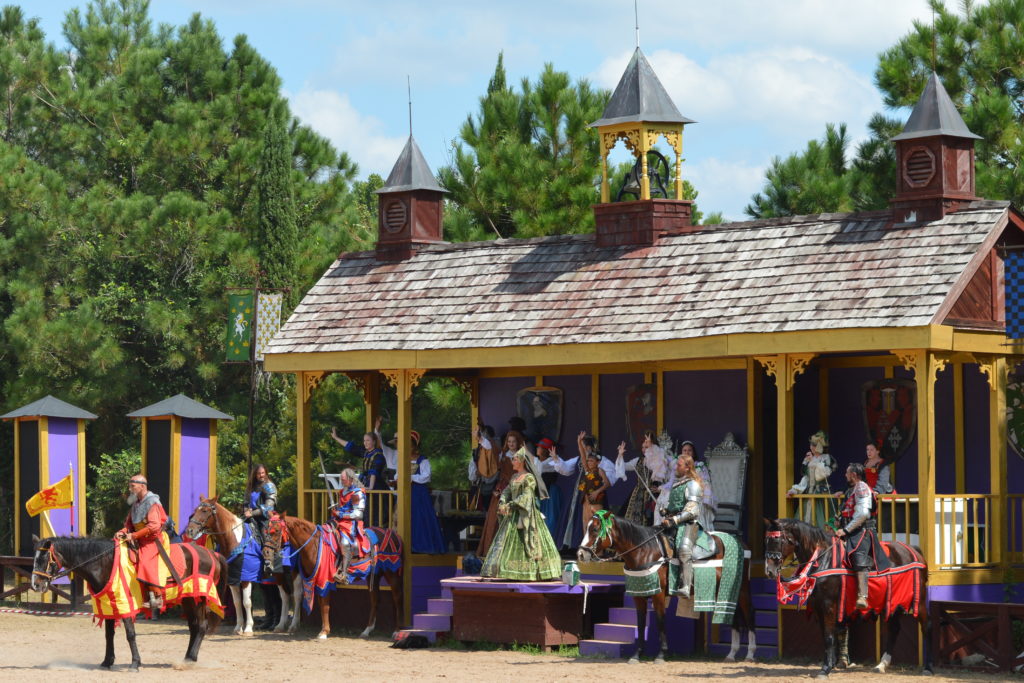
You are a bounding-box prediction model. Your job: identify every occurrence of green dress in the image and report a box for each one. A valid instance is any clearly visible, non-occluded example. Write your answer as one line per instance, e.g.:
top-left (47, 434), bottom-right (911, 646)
top-left (480, 473), bottom-right (562, 581)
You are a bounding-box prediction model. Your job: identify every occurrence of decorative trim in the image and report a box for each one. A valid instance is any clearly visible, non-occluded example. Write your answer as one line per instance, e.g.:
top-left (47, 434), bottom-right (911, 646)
top-left (645, 127), bottom-right (682, 155)
top-left (381, 369), bottom-right (426, 401)
top-left (341, 371), bottom-right (368, 397)
top-left (753, 355), bottom-right (781, 384)
top-left (891, 349), bottom-right (918, 373)
top-left (787, 353), bottom-right (816, 390)
top-left (450, 376), bottom-right (478, 404)
top-left (302, 371), bottom-right (325, 403)
top-left (932, 353), bottom-right (952, 383)
top-left (602, 129), bottom-right (640, 155)
top-left (974, 355), bottom-right (999, 392)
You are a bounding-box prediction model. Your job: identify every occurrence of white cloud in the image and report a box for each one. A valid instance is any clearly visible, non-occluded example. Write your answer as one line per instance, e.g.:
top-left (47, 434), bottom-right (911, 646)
top-left (682, 157), bottom-right (767, 222)
top-left (286, 88), bottom-right (406, 177)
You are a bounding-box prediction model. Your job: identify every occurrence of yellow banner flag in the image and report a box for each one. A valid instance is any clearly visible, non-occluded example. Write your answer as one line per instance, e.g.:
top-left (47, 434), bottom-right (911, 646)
top-left (25, 474), bottom-right (73, 517)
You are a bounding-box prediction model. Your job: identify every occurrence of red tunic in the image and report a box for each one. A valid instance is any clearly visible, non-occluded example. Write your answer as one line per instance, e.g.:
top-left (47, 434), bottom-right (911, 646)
top-left (122, 501), bottom-right (168, 588)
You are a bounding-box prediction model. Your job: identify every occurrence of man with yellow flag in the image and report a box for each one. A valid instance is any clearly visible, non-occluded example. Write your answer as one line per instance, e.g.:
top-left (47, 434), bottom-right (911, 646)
top-left (114, 475), bottom-right (169, 610)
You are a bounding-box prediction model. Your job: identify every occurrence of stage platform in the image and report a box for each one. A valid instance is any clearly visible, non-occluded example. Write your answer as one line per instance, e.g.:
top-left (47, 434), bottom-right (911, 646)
top-left (440, 577), bottom-right (623, 648)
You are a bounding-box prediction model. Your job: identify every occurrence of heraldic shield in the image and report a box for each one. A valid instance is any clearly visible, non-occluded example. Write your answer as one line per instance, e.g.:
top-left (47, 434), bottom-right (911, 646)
top-left (1007, 374), bottom-right (1024, 461)
top-left (862, 379), bottom-right (917, 463)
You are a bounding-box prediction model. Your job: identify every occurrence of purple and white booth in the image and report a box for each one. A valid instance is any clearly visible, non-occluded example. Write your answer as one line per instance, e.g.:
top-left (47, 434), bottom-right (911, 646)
top-left (2, 396), bottom-right (96, 556)
top-left (126, 394), bottom-right (233, 533)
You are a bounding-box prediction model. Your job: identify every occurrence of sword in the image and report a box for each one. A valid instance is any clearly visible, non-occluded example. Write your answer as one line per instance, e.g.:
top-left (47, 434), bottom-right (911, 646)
top-left (317, 450), bottom-right (338, 508)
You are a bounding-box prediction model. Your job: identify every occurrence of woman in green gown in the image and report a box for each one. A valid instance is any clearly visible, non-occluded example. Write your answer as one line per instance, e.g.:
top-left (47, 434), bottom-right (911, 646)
top-left (481, 447), bottom-right (562, 581)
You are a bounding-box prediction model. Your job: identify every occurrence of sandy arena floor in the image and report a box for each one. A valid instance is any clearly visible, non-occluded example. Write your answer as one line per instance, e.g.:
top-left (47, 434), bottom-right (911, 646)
top-left (0, 610), bottom-right (1004, 681)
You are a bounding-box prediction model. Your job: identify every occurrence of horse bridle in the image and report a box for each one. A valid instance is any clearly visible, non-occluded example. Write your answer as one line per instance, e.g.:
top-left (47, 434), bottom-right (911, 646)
top-left (581, 511), bottom-right (667, 563)
top-left (186, 500), bottom-right (240, 539)
top-left (32, 543), bottom-right (62, 583)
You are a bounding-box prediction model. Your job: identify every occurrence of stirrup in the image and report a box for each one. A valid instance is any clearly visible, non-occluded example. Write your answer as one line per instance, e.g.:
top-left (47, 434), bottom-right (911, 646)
top-left (856, 596), bottom-right (869, 609)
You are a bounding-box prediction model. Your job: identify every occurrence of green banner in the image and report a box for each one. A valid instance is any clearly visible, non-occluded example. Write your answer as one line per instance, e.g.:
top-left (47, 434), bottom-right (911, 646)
top-left (225, 293), bottom-right (254, 361)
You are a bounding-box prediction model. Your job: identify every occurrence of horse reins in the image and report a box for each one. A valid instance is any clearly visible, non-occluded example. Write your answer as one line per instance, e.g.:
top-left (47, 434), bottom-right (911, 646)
top-left (583, 512), bottom-right (668, 563)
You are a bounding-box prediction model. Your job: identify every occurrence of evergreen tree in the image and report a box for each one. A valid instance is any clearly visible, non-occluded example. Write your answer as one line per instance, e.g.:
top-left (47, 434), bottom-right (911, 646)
top-left (256, 104), bottom-right (298, 292)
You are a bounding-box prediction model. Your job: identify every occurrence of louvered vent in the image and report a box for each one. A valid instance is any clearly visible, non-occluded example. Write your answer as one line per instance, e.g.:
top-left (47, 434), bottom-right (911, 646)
top-left (383, 199), bottom-right (408, 234)
top-left (904, 148), bottom-right (935, 187)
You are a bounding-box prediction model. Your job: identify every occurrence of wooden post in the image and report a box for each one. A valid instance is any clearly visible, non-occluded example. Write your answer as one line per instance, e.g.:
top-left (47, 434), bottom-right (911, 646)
top-left (364, 373), bottom-right (381, 434)
top-left (776, 356), bottom-right (795, 523)
top-left (746, 358), bottom-right (763, 559)
top-left (915, 352), bottom-right (937, 567)
top-left (989, 357), bottom-right (1007, 567)
top-left (395, 370), bottom-right (414, 626)
top-left (600, 153), bottom-right (610, 204)
top-left (296, 372), bottom-right (312, 520)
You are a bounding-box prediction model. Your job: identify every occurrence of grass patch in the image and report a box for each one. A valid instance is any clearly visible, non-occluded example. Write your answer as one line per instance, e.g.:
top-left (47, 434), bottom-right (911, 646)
top-left (555, 644), bottom-right (580, 657)
top-left (510, 641), bottom-right (543, 655)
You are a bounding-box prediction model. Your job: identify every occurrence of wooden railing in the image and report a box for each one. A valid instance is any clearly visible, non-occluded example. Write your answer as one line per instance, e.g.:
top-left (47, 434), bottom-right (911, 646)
top-left (302, 489), bottom-right (396, 528)
top-left (789, 493), bottom-right (998, 569)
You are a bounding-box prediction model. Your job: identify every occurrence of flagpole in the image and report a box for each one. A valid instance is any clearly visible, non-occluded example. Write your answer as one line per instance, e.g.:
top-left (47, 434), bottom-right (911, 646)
top-left (69, 462), bottom-right (75, 536)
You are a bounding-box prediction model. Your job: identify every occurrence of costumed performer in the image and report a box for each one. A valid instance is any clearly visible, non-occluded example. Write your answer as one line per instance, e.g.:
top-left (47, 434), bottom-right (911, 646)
top-left (408, 430), bottom-right (447, 553)
top-left (534, 437), bottom-right (563, 537)
top-left (330, 468), bottom-right (369, 584)
top-left (660, 453), bottom-right (705, 598)
top-left (615, 430), bottom-right (673, 526)
top-left (114, 474), bottom-right (168, 610)
top-left (786, 430), bottom-right (837, 527)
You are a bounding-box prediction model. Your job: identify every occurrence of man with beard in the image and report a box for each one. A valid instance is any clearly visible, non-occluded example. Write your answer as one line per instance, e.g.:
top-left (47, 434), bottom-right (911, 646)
top-left (114, 474), bottom-right (169, 609)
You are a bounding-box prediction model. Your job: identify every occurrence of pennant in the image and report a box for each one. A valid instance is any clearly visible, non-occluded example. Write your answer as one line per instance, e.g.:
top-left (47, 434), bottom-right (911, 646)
top-left (255, 291), bottom-right (283, 361)
top-left (225, 293), bottom-right (254, 361)
top-left (26, 474), bottom-right (74, 517)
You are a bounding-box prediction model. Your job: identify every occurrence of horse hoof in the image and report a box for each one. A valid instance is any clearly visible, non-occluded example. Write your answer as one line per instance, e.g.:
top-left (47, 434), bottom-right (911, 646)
top-left (317, 632), bottom-right (328, 640)
top-left (920, 670), bottom-right (933, 677)
top-left (359, 629), bottom-right (372, 638)
top-left (725, 655), bottom-right (736, 662)
top-left (815, 673), bottom-right (829, 680)
top-left (627, 657), bottom-right (640, 665)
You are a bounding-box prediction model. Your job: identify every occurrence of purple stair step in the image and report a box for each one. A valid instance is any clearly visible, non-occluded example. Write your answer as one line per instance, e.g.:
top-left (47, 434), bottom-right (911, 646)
top-left (412, 613), bottom-right (451, 631)
top-left (755, 628), bottom-right (778, 646)
top-left (752, 594), bottom-right (778, 610)
top-left (441, 587), bottom-right (453, 599)
top-left (427, 598), bottom-right (454, 616)
top-left (579, 639), bottom-right (637, 658)
top-left (398, 628), bottom-right (440, 644)
top-left (594, 623), bottom-right (637, 643)
top-left (754, 611), bottom-right (777, 628)
top-left (608, 606), bottom-right (640, 625)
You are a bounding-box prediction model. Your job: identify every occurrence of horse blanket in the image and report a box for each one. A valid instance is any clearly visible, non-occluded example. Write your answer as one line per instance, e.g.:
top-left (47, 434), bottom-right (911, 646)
top-left (299, 526), bottom-right (338, 614)
top-left (693, 531), bottom-right (743, 624)
top-left (89, 541), bottom-right (224, 625)
top-left (347, 526), bottom-right (402, 582)
top-left (776, 538), bottom-right (925, 620)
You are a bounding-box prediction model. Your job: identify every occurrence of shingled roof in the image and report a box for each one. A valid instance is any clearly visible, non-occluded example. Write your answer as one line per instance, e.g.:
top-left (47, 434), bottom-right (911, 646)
top-left (264, 201), bottom-right (1011, 356)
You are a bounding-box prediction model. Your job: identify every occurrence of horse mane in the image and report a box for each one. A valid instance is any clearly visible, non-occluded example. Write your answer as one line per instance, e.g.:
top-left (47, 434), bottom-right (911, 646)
top-left (285, 515), bottom-right (316, 533)
top-left (779, 518), bottom-right (830, 549)
top-left (611, 515), bottom-right (662, 551)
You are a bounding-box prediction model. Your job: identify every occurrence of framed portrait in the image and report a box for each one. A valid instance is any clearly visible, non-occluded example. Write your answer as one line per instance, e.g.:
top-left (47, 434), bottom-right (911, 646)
top-left (625, 383), bottom-right (657, 450)
top-left (516, 386), bottom-right (563, 446)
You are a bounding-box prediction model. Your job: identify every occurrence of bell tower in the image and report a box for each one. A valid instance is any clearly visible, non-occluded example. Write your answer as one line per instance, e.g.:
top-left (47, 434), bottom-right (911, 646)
top-left (590, 47), bottom-right (697, 247)
top-left (891, 73), bottom-right (981, 223)
top-left (374, 136), bottom-right (446, 261)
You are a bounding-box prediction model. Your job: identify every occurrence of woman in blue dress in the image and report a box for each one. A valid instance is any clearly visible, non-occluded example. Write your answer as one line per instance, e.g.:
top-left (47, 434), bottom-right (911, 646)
top-left (331, 426), bottom-right (389, 491)
top-left (534, 437), bottom-right (563, 538)
top-left (409, 430), bottom-right (447, 554)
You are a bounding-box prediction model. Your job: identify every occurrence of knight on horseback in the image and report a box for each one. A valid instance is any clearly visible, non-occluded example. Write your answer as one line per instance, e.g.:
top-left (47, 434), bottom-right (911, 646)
top-left (834, 462), bottom-right (880, 609)
top-left (114, 474), bottom-right (168, 610)
top-left (244, 464), bottom-right (278, 575)
top-left (660, 452), bottom-right (708, 598)
top-left (330, 467), bottom-right (369, 584)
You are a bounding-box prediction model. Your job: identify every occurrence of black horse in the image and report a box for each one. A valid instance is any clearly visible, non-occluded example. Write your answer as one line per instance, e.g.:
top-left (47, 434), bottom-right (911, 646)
top-left (32, 535), bottom-right (227, 670)
top-left (578, 511), bottom-right (755, 663)
top-left (763, 518), bottom-right (932, 678)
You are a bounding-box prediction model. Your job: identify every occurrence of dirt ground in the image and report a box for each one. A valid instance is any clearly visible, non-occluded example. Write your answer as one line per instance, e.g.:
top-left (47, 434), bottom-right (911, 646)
top-left (0, 610), bottom-right (1008, 681)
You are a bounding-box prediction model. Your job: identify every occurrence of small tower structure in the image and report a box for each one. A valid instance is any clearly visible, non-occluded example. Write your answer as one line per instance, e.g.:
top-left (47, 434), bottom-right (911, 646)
top-left (590, 47), bottom-right (697, 247)
top-left (891, 72), bottom-right (981, 223)
top-left (127, 394), bottom-right (232, 529)
top-left (2, 396), bottom-right (96, 555)
top-left (374, 136), bottom-right (447, 261)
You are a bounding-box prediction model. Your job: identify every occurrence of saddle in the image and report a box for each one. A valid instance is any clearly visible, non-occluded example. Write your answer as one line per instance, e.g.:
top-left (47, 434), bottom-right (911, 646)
top-left (662, 527), bottom-right (717, 561)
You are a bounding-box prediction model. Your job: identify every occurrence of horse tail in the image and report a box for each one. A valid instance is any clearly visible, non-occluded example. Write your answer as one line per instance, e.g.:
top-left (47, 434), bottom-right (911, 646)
top-left (207, 550), bottom-right (229, 634)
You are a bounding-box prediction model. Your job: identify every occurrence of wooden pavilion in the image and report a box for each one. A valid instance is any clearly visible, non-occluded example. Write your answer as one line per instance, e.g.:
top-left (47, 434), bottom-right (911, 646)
top-left (264, 53), bottom-right (1024, 651)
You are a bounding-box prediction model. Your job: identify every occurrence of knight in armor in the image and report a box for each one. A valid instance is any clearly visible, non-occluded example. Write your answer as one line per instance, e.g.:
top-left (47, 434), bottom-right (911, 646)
top-left (114, 474), bottom-right (168, 610)
top-left (330, 468), bottom-right (368, 584)
top-left (244, 463), bottom-right (277, 574)
top-left (834, 462), bottom-right (878, 609)
top-left (660, 452), bottom-right (707, 599)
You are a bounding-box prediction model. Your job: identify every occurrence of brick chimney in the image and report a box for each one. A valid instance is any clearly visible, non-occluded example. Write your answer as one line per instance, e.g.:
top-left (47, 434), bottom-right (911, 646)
top-left (891, 73), bottom-right (981, 224)
top-left (374, 136), bottom-right (446, 261)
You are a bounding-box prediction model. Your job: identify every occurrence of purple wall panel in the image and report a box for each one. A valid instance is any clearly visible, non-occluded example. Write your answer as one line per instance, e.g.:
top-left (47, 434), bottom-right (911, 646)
top-left (178, 418), bottom-right (210, 526)
top-left (478, 376), bottom-right (533, 437)
top-left (543, 375), bottom-right (591, 448)
top-left (793, 365), bottom-right (822, 475)
top-left (1010, 449), bottom-right (1024, 495)
top-left (599, 373), bottom-right (643, 509)
top-left (46, 418), bottom-right (79, 536)
top-left (935, 368), bottom-right (956, 494)
top-left (827, 367), bottom-right (885, 477)
top-left (663, 369), bottom-right (747, 454)
top-left (892, 366), bottom-right (918, 494)
top-left (963, 365), bottom-right (991, 494)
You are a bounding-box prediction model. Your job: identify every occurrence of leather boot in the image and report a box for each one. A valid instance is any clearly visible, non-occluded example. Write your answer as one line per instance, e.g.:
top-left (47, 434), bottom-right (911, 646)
top-left (334, 543), bottom-right (353, 585)
top-left (259, 584), bottom-right (280, 631)
top-left (856, 571), bottom-right (870, 609)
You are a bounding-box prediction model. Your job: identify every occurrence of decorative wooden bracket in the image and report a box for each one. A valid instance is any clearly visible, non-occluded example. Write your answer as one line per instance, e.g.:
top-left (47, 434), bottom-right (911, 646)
top-left (381, 369), bottom-right (426, 401)
top-left (302, 371), bottom-right (325, 403)
top-left (341, 371), bottom-right (367, 396)
top-left (754, 353), bottom-right (815, 390)
top-left (753, 355), bottom-right (781, 385)
top-left (891, 349), bottom-right (918, 373)
top-left (450, 376), bottom-right (478, 404)
top-left (973, 355), bottom-right (1007, 392)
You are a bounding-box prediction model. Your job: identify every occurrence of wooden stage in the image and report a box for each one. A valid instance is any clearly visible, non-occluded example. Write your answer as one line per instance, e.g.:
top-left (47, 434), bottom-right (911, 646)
top-left (441, 577), bottom-right (623, 648)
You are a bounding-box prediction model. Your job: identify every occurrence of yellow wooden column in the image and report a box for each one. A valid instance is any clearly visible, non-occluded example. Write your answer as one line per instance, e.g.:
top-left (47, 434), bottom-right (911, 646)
top-left (639, 130), bottom-right (651, 200)
top-left (746, 358), bottom-right (763, 559)
top-left (296, 371), bottom-right (319, 520)
top-left (980, 356), bottom-right (1008, 566)
top-left (170, 416), bottom-right (182, 524)
top-left (363, 373), bottom-right (381, 434)
top-left (898, 350), bottom-right (941, 567)
top-left (208, 421), bottom-right (218, 498)
top-left (383, 368), bottom-right (425, 627)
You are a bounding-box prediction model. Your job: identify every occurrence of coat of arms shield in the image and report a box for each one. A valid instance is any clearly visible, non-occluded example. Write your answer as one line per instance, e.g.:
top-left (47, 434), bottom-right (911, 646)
top-left (862, 379), bottom-right (917, 463)
top-left (625, 383), bottom-right (657, 450)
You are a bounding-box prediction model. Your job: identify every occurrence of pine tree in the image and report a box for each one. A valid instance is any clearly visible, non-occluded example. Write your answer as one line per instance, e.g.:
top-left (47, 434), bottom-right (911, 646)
top-left (256, 104), bottom-right (298, 292)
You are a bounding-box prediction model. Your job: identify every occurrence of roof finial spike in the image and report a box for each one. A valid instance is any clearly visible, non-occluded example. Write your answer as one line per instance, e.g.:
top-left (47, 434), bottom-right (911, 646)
top-left (407, 75), bottom-right (412, 138)
top-left (634, 0), bottom-right (640, 49)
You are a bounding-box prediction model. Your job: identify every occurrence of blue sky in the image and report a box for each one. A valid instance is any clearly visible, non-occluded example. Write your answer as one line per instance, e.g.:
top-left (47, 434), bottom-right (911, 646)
top-left (27, 0), bottom-right (936, 219)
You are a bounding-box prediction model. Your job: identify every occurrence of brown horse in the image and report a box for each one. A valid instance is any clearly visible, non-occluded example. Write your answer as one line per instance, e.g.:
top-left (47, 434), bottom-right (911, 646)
top-left (271, 514), bottom-right (404, 639)
top-left (763, 517), bottom-right (931, 678)
top-left (578, 511), bottom-right (755, 663)
top-left (32, 535), bottom-right (227, 670)
top-left (184, 496), bottom-right (302, 635)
